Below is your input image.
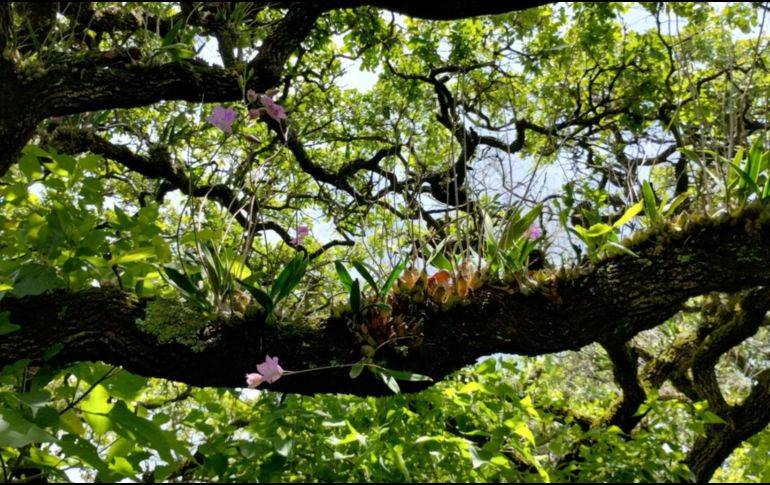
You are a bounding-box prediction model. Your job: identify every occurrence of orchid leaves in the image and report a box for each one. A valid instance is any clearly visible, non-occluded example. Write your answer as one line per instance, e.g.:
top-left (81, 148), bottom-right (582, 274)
top-left (572, 201), bottom-right (643, 259)
top-left (335, 259), bottom-right (406, 321)
top-left (483, 204), bottom-right (544, 276)
top-left (239, 253), bottom-right (309, 322)
top-left (162, 242), bottom-right (248, 313)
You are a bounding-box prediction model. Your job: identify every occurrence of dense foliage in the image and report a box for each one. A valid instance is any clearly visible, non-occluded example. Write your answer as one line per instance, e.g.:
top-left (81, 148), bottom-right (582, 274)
top-left (2, 1), bottom-right (770, 482)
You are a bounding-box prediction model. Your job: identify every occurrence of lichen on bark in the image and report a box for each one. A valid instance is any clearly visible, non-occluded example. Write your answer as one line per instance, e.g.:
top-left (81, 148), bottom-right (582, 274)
top-left (135, 298), bottom-right (212, 352)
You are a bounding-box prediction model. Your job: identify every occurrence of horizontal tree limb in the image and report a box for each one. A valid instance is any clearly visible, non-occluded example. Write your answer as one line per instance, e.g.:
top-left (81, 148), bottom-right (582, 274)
top-left (3, 205), bottom-right (770, 395)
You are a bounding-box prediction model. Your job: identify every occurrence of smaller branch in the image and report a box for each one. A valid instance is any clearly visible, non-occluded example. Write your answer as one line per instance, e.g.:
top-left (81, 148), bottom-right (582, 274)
top-left (46, 127), bottom-right (342, 258)
top-left (599, 341), bottom-right (646, 432)
top-left (138, 386), bottom-right (193, 410)
top-left (690, 288), bottom-right (770, 413)
top-left (686, 368), bottom-right (770, 482)
top-left (338, 145), bottom-right (401, 178)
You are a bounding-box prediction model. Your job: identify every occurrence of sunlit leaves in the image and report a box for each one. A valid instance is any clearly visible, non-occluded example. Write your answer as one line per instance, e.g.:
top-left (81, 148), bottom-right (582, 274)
top-left (1, 1), bottom-right (769, 482)
top-left (10, 263), bottom-right (63, 297)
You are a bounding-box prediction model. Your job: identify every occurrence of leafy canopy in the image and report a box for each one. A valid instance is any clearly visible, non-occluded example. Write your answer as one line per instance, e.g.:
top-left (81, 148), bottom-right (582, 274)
top-left (1, 1), bottom-right (770, 482)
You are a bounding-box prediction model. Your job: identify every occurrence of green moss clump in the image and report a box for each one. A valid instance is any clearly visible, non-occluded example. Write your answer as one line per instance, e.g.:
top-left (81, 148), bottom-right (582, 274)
top-left (136, 298), bottom-right (210, 352)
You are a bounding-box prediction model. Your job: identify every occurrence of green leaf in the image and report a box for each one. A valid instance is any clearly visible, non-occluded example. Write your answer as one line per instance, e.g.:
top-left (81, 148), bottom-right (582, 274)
top-left (431, 252), bottom-right (454, 272)
top-left (199, 243), bottom-right (223, 293)
top-left (726, 147), bottom-right (744, 189)
top-left (43, 152), bottom-right (76, 177)
top-left (227, 258), bottom-right (252, 280)
top-left (277, 254), bottom-right (308, 303)
top-left (700, 410), bottom-right (727, 425)
top-left (42, 343), bottom-right (64, 361)
top-left (729, 160), bottom-right (761, 197)
top-left (574, 223), bottom-right (612, 239)
top-left (763, 176), bottom-right (770, 201)
top-left (500, 204), bottom-right (543, 250)
top-left (349, 363), bottom-right (364, 379)
top-left (662, 192), bottom-right (689, 216)
top-left (613, 200), bottom-right (644, 228)
top-left (468, 445), bottom-right (487, 469)
top-left (748, 137), bottom-right (764, 182)
top-left (601, 240), bottom-right (639, 257)
top-left (0, 312), bottom-right (19, 335)
top-left (271, 253), bottom-right (307, 302)
top-left (381, 368), bottom-right (433, 382)
top-left (642, 181), bottom-right (659, 222)
top-left (513, 422), bottom-right (536, 447)
top-left (388, 444), bottom-right (410, 481)
top-left (19, 151), bottom-right (44, 180)
top-left (161, 19), bottom-right (184, 48)
top-left (58, 435), bottom-right (113, 479)
top-left (273, 437), bottom-right (294, 458)
top-left (16, 390), bottom-right (52, 417)
top-left (109, 400), bottom-right (190, 463)
top-left (163, 266), bottom-right (199, 297)
top-left (352, 261), bottom-right (379, 295)
top-left (12, 263), bottom-right (62, 297)
top-left (79, 384), bottom-right (113, 435)
top-left (425, 238), bottom-right (449, 267)
top-left (372, 368), bottom-right (400, 394)
top-left (335, 262), bottom-right (353, 292)
top-left (239, 280), bottom-right (274, 314)
top-left (380, 259), bottom-right (406, 296)
top-left (112, 247), bottom-right (156, 265)
top-left (0, 408), bottom-right (56, 447)
top-left (104, 372), bottom-right (147, 402)
top-left (350, 279), bottom-right (361, 316)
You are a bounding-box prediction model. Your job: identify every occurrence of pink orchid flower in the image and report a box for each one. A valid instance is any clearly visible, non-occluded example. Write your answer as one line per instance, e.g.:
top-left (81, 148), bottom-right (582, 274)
top-left (207, 105), bottom-right (236, 134)
top-left (245, 355), bottom-right (285, 388)
top-left (257, 355), bottom-right (284, 384)
top-left (290, 225), bottom-right (310, 247)
top-left (526, 224), bottom-right (542, 240)
top-left (260, 94), bottom-right (286, 122)
top-left (245, 372), bottom-right (264, 389)
top-left (246, 89), bottom-right (258, 103)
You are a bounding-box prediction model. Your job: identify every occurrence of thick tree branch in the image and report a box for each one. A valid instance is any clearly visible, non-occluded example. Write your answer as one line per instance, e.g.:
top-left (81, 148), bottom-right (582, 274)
top-left (4, 205), bottom-right (770, 395)
top-left (0, 6), bottom-right (322, 176)
top-left (315, 0), bottom-right (553, 20)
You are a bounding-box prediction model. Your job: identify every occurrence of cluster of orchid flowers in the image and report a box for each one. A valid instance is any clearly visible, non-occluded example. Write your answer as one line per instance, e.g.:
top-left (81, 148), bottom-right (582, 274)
top-left (206, 88), bottom-right (286, 135)
top-left (246, 355), bottom-right (284, 388)
top-left (208, 90), bottom-right (309, 247)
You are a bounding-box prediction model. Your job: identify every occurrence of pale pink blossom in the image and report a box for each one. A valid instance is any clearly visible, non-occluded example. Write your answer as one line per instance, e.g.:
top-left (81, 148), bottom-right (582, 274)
top-left (256, 355), bottom-right (284, 384)
top-left (246, 89), bottom-right (258, 103)
top-left (207, 105), bottom-right (236, 134)
top-left (260, 95), bottom-right (286, 121)
top-left (290, 225), bottom-right (310, 247)
top-left (245, 372), bottom-right (264, 389)
top-left (526, 224), bottom-right (542, 240)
